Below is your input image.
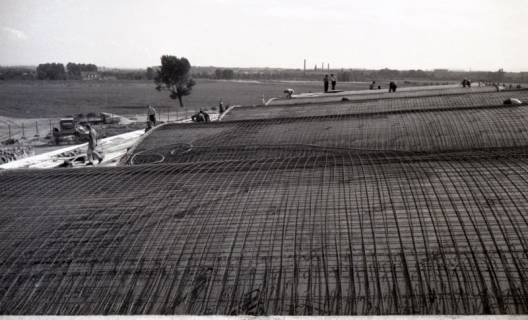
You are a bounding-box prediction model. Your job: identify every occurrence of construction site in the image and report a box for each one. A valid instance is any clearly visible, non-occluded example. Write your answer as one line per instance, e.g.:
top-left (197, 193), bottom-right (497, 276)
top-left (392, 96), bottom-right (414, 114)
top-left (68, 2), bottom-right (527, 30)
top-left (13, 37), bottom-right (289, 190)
top-left (1, 84), bottom-right (528, 315)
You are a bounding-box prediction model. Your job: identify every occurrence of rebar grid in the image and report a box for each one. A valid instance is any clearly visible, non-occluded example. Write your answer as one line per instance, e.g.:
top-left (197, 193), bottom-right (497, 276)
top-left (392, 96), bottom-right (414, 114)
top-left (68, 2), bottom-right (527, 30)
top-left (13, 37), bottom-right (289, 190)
top-left (268, 86), bottom-right (502, 107)
top-left (0, 153), bottom-right (527, 315)
top-left (130, 103), bottom-right (528, 165)
top-left (225, 90), bottom-right (528, 121)
top-left (2, 89), bottom-right (528, 315)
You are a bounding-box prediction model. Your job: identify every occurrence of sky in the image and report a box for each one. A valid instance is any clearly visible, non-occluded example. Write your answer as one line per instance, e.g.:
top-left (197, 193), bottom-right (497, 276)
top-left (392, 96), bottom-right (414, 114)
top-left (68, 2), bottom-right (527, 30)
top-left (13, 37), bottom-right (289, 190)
top-left (0, 0), bottom-right (527, 71)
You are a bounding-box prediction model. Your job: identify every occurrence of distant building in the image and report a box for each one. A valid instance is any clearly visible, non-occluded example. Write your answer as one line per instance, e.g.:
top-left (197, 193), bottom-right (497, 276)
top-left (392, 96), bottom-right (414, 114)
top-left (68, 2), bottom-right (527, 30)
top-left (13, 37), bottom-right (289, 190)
top-left (80, 71), bottom-right (100, 80)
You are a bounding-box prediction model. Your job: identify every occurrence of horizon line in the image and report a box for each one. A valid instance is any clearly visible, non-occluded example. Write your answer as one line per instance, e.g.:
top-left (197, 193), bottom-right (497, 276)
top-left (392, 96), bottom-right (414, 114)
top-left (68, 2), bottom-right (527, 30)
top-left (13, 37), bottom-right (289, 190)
top-left (1, 64), bottom-right (527, 73)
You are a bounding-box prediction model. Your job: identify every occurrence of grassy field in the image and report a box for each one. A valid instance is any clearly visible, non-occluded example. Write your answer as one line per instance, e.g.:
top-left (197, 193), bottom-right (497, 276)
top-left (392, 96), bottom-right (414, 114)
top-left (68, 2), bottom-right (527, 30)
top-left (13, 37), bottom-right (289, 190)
top-left (0, 79), bottom-right (376, 119)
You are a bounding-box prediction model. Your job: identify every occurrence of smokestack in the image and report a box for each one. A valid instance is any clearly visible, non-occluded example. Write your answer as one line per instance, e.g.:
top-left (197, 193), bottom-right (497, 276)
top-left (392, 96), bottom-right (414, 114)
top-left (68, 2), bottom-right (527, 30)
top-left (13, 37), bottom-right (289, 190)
top-left (304, 59), bottom-right (306, 75)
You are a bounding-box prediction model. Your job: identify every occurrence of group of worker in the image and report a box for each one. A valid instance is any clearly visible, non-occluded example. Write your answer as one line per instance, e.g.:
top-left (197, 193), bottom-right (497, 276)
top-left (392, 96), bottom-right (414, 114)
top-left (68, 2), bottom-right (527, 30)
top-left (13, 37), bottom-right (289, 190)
top-left (191, 110), bottom-right (211, 122)
top-left (370, 80), bottom-right (397, 92)
top-left (369, 81), bottom-right (381, 90)
top-left (285, 79), bottom-right (402, 99)
top-left (323, 74), bottom-right (337, 92)
top-left (146, 103), bottom-right (219, 125)
top-left (84, 103), bottom-right (215, 166)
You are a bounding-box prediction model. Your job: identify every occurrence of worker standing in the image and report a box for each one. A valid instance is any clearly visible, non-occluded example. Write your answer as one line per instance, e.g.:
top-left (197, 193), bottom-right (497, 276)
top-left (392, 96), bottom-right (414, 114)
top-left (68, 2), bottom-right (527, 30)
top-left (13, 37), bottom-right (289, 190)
top-left (389, 81), bottom-right (397, 93)
top-left (330, 74), bottom-right (337, 90)
top-left (218, 99), bottom-right (225, 113)
top-left (86, 124), bottom-right (103, 165)
top-left (146, 105), bottom-right (157, 131)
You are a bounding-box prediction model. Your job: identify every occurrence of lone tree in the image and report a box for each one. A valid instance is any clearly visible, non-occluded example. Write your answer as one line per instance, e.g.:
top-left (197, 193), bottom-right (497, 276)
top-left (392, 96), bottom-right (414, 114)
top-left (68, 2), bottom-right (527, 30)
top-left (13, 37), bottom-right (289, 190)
top-left (154, 55), bottom-right (196, 107)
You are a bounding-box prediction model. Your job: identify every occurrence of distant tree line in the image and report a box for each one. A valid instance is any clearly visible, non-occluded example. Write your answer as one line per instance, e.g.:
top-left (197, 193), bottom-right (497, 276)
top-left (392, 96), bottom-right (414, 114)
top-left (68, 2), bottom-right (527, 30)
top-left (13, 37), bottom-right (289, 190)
top-left (214, 68), bottom-right (234, 79)
top-left (66, 63), bottom-right (98, 79)
top-left (100, 69), bottom-right (146, 80)
top-left (1, 64), bottom-right (527, 84)
top-left (33, 62), bottom-right (98, 80)
top-left (191, 67), bottom-right (528, 84)
top-left (0, 67), bottom-right (35, 80)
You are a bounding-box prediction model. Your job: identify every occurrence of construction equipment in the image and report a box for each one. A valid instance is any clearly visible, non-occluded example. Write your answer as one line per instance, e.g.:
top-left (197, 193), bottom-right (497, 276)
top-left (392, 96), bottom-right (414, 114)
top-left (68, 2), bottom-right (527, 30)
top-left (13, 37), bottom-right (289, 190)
top-left (52, 112), bottom-right (119, 145)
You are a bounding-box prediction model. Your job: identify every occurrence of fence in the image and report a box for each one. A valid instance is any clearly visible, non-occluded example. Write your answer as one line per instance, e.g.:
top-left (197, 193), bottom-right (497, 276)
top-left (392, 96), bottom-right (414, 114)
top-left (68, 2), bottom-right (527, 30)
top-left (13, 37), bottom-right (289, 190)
top-left (0, 119), bottom-right (58, 143)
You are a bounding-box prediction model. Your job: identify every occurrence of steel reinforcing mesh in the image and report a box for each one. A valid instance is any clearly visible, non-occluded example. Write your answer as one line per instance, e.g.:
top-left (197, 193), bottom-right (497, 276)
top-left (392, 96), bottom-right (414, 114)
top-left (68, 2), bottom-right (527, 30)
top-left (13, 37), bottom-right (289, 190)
top-left (1, 90), bottom-right (528, 315)
top-left (1, 154), bottom-right (528, 314)
top-left (131, 102), bottom-right (528, 165)
top-left (226, 88), bottom-right (528, 121)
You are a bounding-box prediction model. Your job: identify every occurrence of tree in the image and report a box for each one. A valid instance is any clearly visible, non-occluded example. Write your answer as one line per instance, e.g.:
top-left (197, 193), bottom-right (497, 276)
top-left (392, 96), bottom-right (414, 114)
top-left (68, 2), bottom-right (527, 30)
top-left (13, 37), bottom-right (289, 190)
top-left (154, 55), bottom-right (196, 107)
top-left (36, 63), bottom-right (66, 80)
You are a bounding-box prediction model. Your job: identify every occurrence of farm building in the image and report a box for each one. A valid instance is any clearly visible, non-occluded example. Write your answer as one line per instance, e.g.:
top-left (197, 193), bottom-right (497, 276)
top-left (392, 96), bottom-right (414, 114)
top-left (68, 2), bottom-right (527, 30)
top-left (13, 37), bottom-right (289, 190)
top-left (80, 71), bottom-right (101, 81)
top-left (1, 86), bottom-right (528, 315)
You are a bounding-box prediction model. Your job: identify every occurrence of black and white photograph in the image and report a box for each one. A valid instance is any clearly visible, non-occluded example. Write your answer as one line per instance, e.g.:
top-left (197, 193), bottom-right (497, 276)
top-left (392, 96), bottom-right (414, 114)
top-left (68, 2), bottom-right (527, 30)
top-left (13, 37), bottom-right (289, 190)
top-left (0, 0), bottom-right (527, 318)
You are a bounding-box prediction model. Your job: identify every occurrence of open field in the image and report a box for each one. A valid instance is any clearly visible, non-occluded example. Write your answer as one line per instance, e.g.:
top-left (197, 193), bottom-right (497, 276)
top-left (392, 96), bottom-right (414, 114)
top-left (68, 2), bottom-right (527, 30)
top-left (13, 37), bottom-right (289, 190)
top-left (0, 79), bottom-right (450, 119)
top-left (0, 80), bottom-right (371, 119)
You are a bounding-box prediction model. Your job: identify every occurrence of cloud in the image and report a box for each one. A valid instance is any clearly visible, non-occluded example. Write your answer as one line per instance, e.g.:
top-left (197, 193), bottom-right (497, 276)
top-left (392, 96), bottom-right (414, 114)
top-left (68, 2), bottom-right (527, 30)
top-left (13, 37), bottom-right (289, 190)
top-left (1, 26), bottom-right (29, 40)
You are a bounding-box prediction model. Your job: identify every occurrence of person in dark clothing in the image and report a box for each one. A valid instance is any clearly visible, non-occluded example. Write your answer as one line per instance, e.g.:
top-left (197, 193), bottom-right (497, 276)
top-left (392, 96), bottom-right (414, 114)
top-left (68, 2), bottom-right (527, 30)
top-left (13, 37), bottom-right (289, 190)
top-left (191, 113), bottom-right (203, 122)
top-left (201, 110), bottom-right (210, 122)
top-left (284, 88), bottom-right (294, 98)
top-left (369, 81), bottom-right (376, 90)
top-left (330, 74), bottom-right (337, 90)
top-left (218, 99), bottom-right (224, 113)
top-left (191, 110), bottom-right (210, 122)
top-left (53, 127), bottom-right (60, 145)
top-left (323, 74), bottom-right (329, 93)
top-left (389, 81), bottom-right (397, 93)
